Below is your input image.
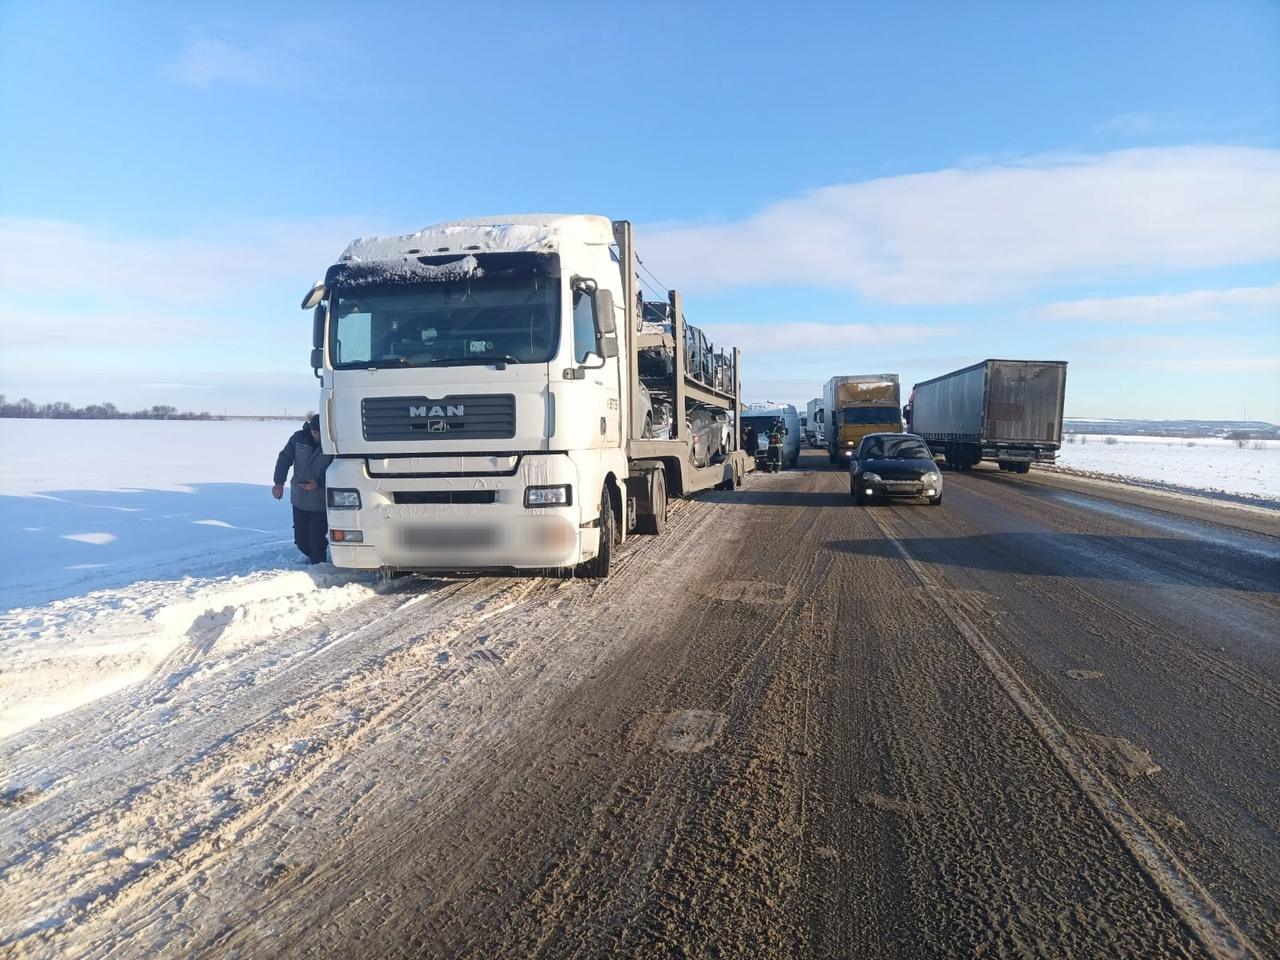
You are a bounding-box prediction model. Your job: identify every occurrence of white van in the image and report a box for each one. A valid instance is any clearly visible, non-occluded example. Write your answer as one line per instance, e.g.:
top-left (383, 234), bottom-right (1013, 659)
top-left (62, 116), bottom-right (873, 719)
top-left (742, 403), bottom-right (801, 469)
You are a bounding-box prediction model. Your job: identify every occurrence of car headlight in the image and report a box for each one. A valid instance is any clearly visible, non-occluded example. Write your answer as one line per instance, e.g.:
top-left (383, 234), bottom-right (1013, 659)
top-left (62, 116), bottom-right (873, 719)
top-left (328, 488), bottom-right (361, 509)
top-left (862, 472), bottom-right (882, 483)
top-left (923, 472), bottom-right (940, 484)
top-left (525, 484), bottom-right (572, 508)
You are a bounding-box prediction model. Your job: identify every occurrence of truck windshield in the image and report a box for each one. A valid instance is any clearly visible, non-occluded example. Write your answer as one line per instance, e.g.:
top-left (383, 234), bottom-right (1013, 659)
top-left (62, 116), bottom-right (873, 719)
top-left (330, 268), bottom-right (559, 369)
top-left (743, 416), bottom-right (783, 435)
top-left (842, 406), bottom-right (899, 425)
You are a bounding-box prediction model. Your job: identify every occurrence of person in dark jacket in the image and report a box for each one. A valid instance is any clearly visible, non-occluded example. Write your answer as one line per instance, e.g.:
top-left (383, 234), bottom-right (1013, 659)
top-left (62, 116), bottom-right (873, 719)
top-left (272, 414), bottom-right (333, 564)
top-left (767, 420), bottom-right (785, 472)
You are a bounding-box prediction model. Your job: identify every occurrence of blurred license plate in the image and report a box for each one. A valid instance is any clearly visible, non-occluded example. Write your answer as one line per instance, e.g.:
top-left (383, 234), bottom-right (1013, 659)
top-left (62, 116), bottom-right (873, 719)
top-left (886, 481), bottom-right (919, 491)
top-left (399, 524), bottom-right (498, 548)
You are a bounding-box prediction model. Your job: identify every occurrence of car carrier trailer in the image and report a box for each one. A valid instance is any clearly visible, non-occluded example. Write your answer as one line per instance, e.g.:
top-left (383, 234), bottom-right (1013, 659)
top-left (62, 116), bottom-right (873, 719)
top-left (302, 215), bottom-right (752, 579)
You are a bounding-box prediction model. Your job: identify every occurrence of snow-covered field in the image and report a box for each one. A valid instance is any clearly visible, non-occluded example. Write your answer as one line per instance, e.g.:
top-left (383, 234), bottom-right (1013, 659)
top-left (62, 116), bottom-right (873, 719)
top-left (1053, 433), bottom-right (1278, 502)
top-left (0, 419), bottom-right (380, 739)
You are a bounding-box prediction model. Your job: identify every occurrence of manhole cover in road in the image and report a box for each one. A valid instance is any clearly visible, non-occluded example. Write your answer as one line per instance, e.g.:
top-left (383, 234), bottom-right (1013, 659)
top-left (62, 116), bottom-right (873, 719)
top-left (704, 579), bottom-right (790, 604)
top-left (634, 710), bottom-right (727, 754)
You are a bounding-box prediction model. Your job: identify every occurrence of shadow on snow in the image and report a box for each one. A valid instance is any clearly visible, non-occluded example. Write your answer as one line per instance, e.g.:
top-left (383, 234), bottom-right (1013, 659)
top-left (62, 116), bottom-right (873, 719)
top-left (0, 483), bottom-right (298, 608)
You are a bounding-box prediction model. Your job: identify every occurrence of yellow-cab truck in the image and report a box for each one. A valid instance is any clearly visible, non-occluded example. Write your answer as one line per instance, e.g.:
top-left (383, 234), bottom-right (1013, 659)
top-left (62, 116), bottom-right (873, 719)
top-left (823, 374), bottom-right (902, 463)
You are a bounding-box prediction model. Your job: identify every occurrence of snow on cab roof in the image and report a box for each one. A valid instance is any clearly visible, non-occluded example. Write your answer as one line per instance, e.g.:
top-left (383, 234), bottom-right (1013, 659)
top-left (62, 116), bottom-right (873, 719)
top-left (339, 214), bottom-right (614, 263)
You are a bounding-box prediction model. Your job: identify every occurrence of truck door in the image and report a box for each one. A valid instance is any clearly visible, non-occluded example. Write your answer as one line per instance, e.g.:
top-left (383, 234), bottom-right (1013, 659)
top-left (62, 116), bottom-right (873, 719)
top-left (572, 281), bottom-right (620, 446)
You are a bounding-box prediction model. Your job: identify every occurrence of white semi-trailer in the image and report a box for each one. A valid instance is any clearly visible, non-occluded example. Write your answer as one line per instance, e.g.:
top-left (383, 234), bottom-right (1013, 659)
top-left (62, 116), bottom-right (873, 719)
top-left (804, 398), bottom-right (822, 446)
top-left (907, 359), bottom-right (1068, 472)
top-left (302, 215), bottom-right (751, 578)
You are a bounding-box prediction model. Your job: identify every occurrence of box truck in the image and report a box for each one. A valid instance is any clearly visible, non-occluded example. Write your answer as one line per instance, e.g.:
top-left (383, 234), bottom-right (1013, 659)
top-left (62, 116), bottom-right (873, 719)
top-left (823, 375), bottom-right (902, 462)
top-left (906, 359), bottom-right (1068, 472)
top-left (804, 397), bottom-right (823, 446)
top-left (302, 215), bottom-right (753, 578)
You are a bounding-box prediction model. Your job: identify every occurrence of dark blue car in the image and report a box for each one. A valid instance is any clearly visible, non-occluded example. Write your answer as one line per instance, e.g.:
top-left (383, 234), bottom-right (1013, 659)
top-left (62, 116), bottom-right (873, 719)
top-left (849, 432), bottom-right (943, 506)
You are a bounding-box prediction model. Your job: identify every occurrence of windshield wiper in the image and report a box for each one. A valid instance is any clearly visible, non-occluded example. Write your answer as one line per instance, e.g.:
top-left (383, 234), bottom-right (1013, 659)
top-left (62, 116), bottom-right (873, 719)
top-left (430, 354), bottom-right (522, 369)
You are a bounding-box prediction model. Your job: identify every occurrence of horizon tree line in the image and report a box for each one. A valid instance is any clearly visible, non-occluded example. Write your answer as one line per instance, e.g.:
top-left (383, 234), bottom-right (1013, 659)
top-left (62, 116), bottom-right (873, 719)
top-left (0, 396), bottom-right (216, 420)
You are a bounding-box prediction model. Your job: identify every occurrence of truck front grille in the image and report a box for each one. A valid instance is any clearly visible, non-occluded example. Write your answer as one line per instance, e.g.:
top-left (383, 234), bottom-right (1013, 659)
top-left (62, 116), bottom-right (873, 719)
top-left (362, 395), bottom-right (516, 442)
top-left (392, 491), bottom-right (497, 505)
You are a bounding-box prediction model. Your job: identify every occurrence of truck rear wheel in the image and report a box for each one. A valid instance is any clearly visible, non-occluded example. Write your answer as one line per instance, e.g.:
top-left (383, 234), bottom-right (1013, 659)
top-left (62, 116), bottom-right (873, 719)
top-left (575, 487), bottom-right (615, 579)
top-left (636, 469), bottom-right (667, 535)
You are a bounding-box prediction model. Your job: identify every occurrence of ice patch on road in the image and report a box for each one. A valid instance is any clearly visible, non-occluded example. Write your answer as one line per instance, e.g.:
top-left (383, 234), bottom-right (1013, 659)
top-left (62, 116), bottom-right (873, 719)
top-left (1048, 491), bottom-right (1280, 562)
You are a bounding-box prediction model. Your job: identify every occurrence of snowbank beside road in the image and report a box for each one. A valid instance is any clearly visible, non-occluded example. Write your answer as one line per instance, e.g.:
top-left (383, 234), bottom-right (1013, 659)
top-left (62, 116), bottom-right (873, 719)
top-left (0, 418), bottom-right (380, 740)
top-left (1053, 434), bottom-right (1278, 502)
top-left (0, 561), bottom-right (378, 739)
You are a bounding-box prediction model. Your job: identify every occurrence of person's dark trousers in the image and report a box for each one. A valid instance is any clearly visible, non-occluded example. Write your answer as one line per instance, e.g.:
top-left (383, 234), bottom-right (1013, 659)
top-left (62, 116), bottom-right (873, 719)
top-left (293, 506), bottom-right (329, 564)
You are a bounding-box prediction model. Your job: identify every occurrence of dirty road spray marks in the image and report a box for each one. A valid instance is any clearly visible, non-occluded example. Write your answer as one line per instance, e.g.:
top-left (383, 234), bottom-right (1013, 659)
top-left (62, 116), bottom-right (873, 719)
top-left (868, 508), bottom-right (1263, 960)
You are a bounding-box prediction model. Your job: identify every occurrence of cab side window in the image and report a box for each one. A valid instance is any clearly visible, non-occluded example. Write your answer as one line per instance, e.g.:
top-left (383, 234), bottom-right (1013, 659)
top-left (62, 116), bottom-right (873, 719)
top-left (572, 287), bottom-right (597, 364)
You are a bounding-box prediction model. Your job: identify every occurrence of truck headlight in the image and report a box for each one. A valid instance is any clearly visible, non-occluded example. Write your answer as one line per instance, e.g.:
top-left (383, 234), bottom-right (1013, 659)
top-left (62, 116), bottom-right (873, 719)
top-left (525, 484), bottom-right (572, 508)
top-left (862, 472), bottom-right (882, 483)
top-left (328, 488), bottom-right (361, 509)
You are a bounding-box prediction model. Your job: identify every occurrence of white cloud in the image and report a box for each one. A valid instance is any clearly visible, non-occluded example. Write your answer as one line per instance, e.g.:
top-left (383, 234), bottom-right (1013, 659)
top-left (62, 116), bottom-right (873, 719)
top-left (168, 28), bottom-right (334, 89)
top-left (1093, 111), bottom-right (1187, 138)
top-left (641, 147), bottom-right (1280, 304)
top-left (1030, 283), bottom-right (1280, 325)
top-left (701, 321), bottom-right (951, 354)
top-left (0, 216), bottom-right (379, 332)
top-left (1070, 333), bottom-right (1280, 374)
top-left (1155, 355), bottom-right (1280, 373)
top-left (172, 38), bottom-right (273, 88)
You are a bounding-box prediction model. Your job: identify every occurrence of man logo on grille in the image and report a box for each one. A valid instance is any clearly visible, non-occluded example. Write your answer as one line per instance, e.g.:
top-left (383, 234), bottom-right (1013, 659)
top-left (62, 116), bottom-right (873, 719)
top-left (410, 404), bottom-right (464, 417)
top-left (428, 419), bottom-right (447, 432)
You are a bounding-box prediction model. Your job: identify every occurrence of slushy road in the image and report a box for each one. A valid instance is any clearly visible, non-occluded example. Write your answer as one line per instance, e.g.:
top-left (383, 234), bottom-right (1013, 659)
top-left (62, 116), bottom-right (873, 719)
top-left (3, 450), bottom-right (1276, 958)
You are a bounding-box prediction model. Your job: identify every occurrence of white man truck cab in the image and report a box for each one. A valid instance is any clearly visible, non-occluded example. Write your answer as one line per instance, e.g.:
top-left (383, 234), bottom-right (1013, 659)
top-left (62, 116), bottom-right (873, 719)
top-left (304, 215), bottom-right (751, 579)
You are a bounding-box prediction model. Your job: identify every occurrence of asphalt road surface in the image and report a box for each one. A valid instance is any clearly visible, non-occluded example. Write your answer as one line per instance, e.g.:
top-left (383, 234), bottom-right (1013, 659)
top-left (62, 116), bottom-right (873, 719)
top-left (3, 450), bottom-right (1277, 959)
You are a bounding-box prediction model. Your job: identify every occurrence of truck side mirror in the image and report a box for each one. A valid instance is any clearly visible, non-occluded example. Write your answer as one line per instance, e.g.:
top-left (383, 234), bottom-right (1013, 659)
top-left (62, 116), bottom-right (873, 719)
top-left (312, 304), bottom-right (325, 349)
top-left (310, 347), bottom-right (323, 370)
top-left (301, 281), bottom-right (326, 310)
top-left (598, 335), bottom-right (618, 359)
top-left (593, 289), bottom-right (616, 335)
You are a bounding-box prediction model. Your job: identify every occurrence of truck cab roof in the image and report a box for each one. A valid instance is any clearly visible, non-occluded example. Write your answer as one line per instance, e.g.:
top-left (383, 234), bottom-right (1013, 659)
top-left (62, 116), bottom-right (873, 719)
top-left (337, 214), bottom-right (615, 264)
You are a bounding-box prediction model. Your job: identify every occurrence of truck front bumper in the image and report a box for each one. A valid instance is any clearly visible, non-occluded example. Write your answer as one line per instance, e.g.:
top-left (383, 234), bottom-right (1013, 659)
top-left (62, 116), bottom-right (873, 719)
top-left (325, 455), bottom-right (590, 572)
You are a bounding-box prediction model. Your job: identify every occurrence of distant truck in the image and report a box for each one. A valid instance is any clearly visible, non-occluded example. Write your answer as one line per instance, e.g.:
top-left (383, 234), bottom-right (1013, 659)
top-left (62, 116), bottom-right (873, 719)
top-left (743, 403), bottom-right (801, 469)
top-left (303, 215), bottom-right (752, 579)
top-left (823, 375), bottom-right (902, 463)
top-left (906, 359), bottom-right (1068, 473)
top-left (804, 398), bottom-right (823, 446)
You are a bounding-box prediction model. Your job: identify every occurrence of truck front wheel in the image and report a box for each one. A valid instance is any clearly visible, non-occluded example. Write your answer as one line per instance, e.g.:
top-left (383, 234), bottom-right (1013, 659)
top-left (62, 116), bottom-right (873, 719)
top-left (575, 487), bottom-right (616, 579)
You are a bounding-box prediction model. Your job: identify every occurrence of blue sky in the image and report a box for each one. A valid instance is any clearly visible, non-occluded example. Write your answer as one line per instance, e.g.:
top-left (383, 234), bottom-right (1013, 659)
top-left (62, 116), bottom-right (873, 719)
top-left (1, 0), bottom-right (1277, 420)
